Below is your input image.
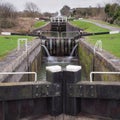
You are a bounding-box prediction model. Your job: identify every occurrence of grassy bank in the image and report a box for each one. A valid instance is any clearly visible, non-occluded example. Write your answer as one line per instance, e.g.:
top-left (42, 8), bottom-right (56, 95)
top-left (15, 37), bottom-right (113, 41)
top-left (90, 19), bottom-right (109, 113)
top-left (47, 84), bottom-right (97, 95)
top-left (33, 21), bottom-right (47, 29)
top-left (0, 35), bottom-right (33, 59)
top-left (86, 34), bottom-right (120, 58)
top-left (71, 20), bottom-right (120, 58)
top-left (88, 19), bottom-right (120, 28)
top-left (70, 20), bottom-right (109, 32)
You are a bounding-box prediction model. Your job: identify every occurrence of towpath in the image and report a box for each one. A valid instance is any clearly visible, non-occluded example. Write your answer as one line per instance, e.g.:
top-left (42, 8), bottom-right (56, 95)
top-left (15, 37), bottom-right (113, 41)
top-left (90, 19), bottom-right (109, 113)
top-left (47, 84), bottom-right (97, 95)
top-left (82, 19), bottom-right (120, 31)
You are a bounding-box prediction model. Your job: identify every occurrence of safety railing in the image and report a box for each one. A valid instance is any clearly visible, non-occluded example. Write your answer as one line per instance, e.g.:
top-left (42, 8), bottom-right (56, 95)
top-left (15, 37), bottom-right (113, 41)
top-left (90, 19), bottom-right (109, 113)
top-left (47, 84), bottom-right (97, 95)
top-left (94, 40), bottom-right (102, 54)
top-left (0, 72), bottom-right (37, 82)
top-left (18, 38), bottom-right (28, 52)
top-left (90, 71), bottom-right (120, 82)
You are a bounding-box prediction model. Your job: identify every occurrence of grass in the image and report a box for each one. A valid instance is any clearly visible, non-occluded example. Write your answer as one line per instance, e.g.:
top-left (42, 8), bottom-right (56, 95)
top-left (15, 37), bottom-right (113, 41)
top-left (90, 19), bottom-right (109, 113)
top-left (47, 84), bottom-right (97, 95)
top-left (86, 34), bottom-right (120, 58)
top-left (0, 35), bottom-right (34, 59)
top-left (88, 19), bottom-right (120, 28)
top-left (71, 20), bottom-right (120, 58)
top-left (70, 20), bottom-right (109, 33)
top-left (0, 20), bottom-right (46, 59)
top-left (33, 21), bottom-right (47, 28)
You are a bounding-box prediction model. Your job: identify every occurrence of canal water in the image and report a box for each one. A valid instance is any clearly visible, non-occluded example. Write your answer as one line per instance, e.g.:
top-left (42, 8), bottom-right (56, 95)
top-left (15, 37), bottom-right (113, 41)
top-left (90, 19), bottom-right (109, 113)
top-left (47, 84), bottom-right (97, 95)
top-left (37, 30), bottom-right (85, 81)
top-left (37, 56), bottom-right (79, 81)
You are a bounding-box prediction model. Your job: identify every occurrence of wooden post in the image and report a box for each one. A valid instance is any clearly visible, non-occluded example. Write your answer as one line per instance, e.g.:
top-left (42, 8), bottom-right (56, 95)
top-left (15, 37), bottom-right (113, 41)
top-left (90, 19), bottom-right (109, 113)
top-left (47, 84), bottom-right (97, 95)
top-left (46, 65), bottom-right (63, 116)
top-left (63, 65), bottom-right (82, 115)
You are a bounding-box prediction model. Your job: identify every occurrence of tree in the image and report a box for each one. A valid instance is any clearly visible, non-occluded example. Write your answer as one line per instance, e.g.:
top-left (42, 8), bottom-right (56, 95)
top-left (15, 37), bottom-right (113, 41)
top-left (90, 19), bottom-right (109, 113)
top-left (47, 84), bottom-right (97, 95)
top-left (105, 4), bottom-right (111, 15)
top-left (25, 2), bottom-right (40, 17)
top-left (60, 5), bottom-right (71, 17)
top-left (0, 2), bottom-right (17, 28)
top-left (105, 3), bottom-right (119, 24)
top-left (43, 12), bottom-right (52, 18)
top-left (104, 3), bottom-right (120, 25)
top-left (0, 2), bottom-right (16, 18)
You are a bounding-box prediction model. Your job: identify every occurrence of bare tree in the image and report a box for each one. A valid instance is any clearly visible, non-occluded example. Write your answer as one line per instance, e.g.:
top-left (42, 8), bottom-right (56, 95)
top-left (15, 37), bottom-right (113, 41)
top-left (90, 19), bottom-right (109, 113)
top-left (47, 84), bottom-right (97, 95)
top-left (0, 2), bottom-right (16, 18)
top-left (25, 2), bottom-right (40, 17)
top-left (0, 2), bottom-right (17, 28)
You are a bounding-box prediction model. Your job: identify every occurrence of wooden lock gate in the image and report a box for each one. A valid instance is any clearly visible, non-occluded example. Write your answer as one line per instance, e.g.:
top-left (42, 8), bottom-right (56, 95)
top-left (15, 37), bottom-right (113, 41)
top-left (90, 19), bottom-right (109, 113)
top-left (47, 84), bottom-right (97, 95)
top-left (43, 37), bottom-right (76, 56)
top-left (0, 68), bottom-right (120, 120)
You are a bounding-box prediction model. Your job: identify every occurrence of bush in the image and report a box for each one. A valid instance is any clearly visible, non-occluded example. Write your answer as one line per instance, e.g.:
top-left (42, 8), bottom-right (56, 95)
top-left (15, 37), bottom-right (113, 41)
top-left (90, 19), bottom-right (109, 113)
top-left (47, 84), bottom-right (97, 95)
top-left (114, 16), bottom-right (120, 26)
top-left (0, 18), bottom-right (16, 28)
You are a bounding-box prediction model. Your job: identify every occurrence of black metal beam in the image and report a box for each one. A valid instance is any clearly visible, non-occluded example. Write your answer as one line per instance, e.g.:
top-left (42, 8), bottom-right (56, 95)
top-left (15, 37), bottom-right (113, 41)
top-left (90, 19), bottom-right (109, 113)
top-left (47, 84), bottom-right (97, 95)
top-left (67, 81), bottom-right (120, 99)
top-left (0, 82), bottom-right (61, 101)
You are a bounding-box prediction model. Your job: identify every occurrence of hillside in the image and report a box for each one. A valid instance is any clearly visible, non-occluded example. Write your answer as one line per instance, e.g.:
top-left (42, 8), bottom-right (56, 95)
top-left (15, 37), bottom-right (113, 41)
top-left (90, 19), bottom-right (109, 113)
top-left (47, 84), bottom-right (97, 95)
top-left (0, 17), bottom-right (35, 33)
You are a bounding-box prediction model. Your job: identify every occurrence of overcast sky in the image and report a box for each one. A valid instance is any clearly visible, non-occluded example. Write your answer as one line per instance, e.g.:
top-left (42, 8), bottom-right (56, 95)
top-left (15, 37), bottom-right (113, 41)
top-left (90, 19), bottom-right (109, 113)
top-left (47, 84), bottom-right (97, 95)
top-left (0, 0), bottom-right (115, 13)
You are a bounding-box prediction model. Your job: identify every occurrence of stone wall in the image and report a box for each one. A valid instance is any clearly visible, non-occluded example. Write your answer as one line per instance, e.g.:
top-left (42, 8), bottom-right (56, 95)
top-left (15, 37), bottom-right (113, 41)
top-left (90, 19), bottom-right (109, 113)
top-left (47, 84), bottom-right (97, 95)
top-left (79, 39), bottom-right (120, 81)
top-left (0, 39), bottom-right (42, 82)
top-left (66, 22), bottom-right (82, 32)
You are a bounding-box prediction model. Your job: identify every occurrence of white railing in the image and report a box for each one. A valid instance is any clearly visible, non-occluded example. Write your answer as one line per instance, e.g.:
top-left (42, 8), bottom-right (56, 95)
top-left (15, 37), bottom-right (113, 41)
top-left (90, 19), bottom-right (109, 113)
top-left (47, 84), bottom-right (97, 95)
top-left (90, 71), bottom-right (120, 82)
top-left (0, 72), bottom-right (37, 82)
top-left (94, 40), bottom-right (102, 54)
top-left (18, 38), bottom-right (28, 52)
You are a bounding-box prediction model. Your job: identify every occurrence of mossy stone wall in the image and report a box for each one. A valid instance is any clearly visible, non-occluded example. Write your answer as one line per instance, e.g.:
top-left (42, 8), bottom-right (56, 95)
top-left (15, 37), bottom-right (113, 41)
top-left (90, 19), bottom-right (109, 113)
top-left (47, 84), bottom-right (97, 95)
top-left (79, 39), bottom-right (120, 81)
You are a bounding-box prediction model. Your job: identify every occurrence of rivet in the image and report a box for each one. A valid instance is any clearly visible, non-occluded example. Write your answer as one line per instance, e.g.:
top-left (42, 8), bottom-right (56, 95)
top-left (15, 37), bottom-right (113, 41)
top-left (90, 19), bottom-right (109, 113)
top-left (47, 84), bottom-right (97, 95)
top-left (56, 92), bottom-right (60, 95)
top-left (47, 85), bottom-right (49, 88)
top-left (57, 84), bottom-right (60, 88)
top-left (46, 92), bottom-right (48, 96)
top-left (36, 93), bottom-right (39, 97)
top-left (36, 85), bottom-right (39, 88)
top-left (80, 86), bottom-right (82, 88)
top-left (91, 86), bottom-right (93, 89)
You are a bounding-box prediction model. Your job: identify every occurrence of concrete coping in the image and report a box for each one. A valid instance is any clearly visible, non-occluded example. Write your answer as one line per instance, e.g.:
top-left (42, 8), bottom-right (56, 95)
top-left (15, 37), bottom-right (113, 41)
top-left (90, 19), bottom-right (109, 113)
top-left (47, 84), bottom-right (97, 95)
top-left (66, 65), bottom-right (82, 72)
top-left (46, 65), bottom-right (62, 72)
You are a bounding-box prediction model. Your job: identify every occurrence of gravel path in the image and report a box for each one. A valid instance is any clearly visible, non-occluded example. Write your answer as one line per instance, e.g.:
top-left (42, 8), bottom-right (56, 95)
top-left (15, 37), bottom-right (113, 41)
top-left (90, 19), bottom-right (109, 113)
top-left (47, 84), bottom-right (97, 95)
top-left (82, 19), bottom-right (120, 31)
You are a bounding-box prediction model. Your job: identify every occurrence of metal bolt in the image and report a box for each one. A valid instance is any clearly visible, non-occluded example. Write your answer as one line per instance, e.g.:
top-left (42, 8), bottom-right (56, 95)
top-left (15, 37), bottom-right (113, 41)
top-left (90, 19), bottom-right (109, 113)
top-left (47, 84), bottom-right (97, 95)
top-left (36, 93), bottom-right (39, 97)
top-left (57, 84), bottom-right (60, 88)
top-left (56, 92), bottom-right (60, 95)
top-left (80, 86), bottom-right (82, 88)
top-left (70, 92), bottom-right (73, 96)
top-left (47, 85), bottom-right (49, 88)
top-left (36, 85), bottom-right (39, 88)
top-left (91, 86), bottom-right (93, 89)
top-left (46, 92), bottom-right (49, 96)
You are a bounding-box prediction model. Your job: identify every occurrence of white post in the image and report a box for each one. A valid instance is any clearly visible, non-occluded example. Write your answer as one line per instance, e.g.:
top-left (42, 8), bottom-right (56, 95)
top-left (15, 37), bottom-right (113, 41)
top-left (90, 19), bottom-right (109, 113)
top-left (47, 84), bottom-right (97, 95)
top-left (1, 32), bottom-right (11, 35)
top-left (50, 39), bottom-right (52, 50)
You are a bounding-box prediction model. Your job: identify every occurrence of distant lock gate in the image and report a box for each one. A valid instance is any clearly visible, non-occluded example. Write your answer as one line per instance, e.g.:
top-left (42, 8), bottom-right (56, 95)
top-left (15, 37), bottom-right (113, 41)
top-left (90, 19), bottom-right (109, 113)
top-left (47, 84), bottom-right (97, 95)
top-left (42, 37), bottom-right (77, 56)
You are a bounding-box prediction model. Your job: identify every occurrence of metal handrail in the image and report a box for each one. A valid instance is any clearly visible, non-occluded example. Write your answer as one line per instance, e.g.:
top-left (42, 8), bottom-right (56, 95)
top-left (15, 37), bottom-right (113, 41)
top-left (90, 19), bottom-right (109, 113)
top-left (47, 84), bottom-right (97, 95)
top-left (90, 71), bottom-right (120, 82)
top-left (18, 38), bottom-right (28, 52)
top-left (0, 72), bottom-right (37, 82)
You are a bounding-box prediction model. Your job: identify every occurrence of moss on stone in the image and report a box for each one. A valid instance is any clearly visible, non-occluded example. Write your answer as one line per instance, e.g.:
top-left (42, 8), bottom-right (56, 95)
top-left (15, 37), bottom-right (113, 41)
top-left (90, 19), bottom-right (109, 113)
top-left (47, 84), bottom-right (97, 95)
top-left (78, 41), bottom-right (120, 82)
